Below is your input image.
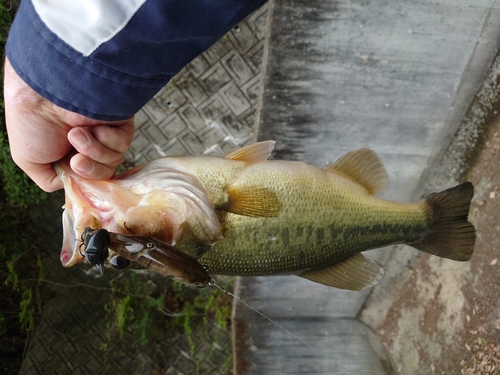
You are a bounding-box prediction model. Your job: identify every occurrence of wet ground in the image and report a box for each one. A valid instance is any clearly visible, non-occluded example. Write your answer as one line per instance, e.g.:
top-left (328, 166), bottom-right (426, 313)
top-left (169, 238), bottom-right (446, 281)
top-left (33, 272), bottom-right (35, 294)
top-left (361, 110), bottom-right (500, 374)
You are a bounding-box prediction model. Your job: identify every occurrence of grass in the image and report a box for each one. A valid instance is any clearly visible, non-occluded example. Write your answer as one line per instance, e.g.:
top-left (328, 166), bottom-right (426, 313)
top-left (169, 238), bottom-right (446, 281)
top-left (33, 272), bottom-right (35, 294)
top-left (102, 270), bottom-right (234, 373)
top-left (0, 1), bottom-right (49, 373)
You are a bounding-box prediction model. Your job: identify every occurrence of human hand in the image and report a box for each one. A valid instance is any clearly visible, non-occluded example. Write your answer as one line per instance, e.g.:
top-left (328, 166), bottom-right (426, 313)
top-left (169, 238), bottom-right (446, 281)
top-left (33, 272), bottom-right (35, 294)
top-left (3, 58), bottom-right (135, 192)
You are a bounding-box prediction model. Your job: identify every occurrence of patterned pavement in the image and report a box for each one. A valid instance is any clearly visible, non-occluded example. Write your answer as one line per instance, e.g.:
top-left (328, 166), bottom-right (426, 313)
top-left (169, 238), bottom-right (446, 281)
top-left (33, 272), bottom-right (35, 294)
top-left (20, 4), bottom-right (268, 375)
top-left (127, 5), bottom-right (268, 164)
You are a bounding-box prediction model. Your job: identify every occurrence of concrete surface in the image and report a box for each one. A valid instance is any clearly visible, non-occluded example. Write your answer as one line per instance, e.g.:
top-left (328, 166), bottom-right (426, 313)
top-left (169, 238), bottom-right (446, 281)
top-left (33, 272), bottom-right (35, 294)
top-left (234, 0), bottom-right (500, 373)
top-left (360, 50), bottom-right (500, 374)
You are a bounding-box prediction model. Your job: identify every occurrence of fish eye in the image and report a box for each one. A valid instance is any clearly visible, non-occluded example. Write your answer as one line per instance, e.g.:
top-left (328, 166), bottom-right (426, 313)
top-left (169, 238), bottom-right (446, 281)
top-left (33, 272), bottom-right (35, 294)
top-left (109, 256), bottom-right (131, 270)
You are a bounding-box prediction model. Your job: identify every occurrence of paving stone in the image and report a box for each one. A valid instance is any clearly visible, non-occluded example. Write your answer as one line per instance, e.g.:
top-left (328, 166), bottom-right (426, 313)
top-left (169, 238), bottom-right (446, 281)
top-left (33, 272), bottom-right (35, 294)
top-left (247, 4), bottom-right (269, 40)
top-left (222, 51), bottom-right (255, 86)
top-left (200, 124), bottom-right (228, 147)
top-left (203, 39), bottom-right (233, 66)
top-left (200, 62), bottom-right (233, 95)
top-left (200, 95), bottom-right (231, 122)
top-left (143, 122), bottom-right (169, 144)
top-left (219, 139), bottom-right (239, 153)
top-left (31, 341), bottom-right (51, 364)
top-left (241, 75), bottom-right (262, 105)
top-left (178, 104), bottom-right (209, 132)
top-left (128, 127), bottom-right (153, 160)
top-left (245, 40), bottom-right (266, 73)
top-left (220, 82), bottom-right (252, 116)
top-left (134, 110), bottom-right (150, 127)
top-left (194, 342), bottom-right (213, 361)
top-left (228, 21), bottom-right (256, 54)
top-left (173, 354), bottom-right (197, 375)
top-left (177, 73), bottom-right (209, 106)
top-left (158, 113), bottom-right (189, 139)
top-left (221, 113), bottom-right (251, 141)
top-left (187, 54), bottom-right (211, 78)
top-left (142, 98), bottom-right (169, 123)
top-left (158, 86), bottom-right (189, 115)
top-left (242, 108), bottom-right (257, 128)
top-left (162, 140), bottom-right (189, 156)
top-left (177, 131), bottom-right (205, 154)
top-left (144, 144), bottom-right (166, 160)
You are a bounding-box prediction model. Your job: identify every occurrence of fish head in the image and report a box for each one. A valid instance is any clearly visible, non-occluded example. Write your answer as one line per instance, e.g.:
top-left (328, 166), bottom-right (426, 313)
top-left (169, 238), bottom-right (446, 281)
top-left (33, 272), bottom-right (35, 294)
top-left (55, 158), bottom-right (222, 271)
top-left (55, 161), bottom-right (140, 268)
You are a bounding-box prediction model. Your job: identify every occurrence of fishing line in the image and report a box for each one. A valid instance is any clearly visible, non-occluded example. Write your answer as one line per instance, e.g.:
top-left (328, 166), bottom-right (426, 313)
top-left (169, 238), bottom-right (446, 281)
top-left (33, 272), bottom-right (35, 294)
top-left (208, 279), bottom-right (354, 375)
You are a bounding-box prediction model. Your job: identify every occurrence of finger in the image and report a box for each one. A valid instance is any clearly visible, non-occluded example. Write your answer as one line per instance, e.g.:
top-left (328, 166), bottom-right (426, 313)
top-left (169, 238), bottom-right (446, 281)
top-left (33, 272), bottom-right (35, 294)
top-left (14, 160), bottom-right (64, 192)
top-left (69, 153), bottom-right (117, 180)
top-left (67, 127), bottom-right (123, 168)
top-left (33, 165), bottom-right (64, 192)
top-left (90, 123), bottom-right (135, 154)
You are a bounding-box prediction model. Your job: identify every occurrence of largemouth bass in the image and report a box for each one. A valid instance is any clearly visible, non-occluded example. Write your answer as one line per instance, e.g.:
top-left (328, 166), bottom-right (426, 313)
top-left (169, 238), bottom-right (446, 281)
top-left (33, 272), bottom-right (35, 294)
top-left (56, 141), bottom-right (476, 290)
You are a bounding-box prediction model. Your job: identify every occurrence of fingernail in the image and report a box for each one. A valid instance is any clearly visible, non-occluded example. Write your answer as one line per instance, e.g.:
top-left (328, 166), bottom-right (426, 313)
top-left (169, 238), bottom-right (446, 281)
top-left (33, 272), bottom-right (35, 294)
top-left (74, 158), bottom-right (94, 174)
top-left (69, 129), bottom-right (89, 148)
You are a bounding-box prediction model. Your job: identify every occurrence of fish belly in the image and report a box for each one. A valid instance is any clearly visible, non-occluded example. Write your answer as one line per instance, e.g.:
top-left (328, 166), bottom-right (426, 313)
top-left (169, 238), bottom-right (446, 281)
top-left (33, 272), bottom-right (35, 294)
top-left (196, 161), bottom-right (429, 275)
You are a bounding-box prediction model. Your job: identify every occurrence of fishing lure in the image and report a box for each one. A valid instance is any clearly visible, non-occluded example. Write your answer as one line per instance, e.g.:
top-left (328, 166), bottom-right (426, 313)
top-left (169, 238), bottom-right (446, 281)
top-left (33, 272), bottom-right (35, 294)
top-left (79, 227), bottom-right (110, 274)
top-left (80, 228), bottom-right (212, 286)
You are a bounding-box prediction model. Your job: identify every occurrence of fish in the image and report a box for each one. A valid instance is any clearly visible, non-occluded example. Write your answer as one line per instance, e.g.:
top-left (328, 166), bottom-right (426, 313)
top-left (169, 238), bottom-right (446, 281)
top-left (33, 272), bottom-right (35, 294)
top-left (55, 141), bottom-right (476, 290)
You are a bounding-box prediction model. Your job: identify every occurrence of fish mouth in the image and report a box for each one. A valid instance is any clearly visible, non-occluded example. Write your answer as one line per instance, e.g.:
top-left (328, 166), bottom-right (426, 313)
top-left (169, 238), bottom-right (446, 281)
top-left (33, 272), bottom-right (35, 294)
top-left (60, 208), bottom-right (78, 267)
top-left (60, 208), bottom-right (101, 267)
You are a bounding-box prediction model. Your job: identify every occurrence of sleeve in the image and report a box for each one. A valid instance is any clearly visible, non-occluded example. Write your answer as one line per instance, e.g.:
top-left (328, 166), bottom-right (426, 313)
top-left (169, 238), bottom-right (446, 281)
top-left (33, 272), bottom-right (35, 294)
top-left (5, 0), bottom-right (267, 121)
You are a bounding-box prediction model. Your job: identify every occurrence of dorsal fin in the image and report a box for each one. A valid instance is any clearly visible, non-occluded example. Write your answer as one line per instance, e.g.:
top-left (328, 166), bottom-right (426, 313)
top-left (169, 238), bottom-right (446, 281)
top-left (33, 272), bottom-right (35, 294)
top-left (298, 253), bottom-right (386, 290)
top-left (324, 148), bottom-right (388, 194)
top-left (222, 141), bottom-right (275, 162)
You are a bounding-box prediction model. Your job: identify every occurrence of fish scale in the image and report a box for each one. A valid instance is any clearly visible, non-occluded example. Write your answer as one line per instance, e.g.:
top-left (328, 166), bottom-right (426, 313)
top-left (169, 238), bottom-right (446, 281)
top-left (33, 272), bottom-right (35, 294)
top-left (199, 197), bottom-right (429, 275)
top-left (56, 141), bottom-right (476, 290)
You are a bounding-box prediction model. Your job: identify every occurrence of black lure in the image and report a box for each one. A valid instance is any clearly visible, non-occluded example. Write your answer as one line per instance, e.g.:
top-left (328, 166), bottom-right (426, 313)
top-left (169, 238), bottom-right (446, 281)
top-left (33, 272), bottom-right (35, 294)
top-left (79, 227), bottom-right (110, 274)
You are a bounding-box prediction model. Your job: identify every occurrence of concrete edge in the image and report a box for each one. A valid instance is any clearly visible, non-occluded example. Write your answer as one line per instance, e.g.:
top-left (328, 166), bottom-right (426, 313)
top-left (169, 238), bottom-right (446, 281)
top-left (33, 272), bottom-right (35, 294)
top-left (252, 0), bottom-right (275, 143)
top-left (360, 28), bottom-right (500, 372)
top-left (416, 8), bottom-right (500, 197)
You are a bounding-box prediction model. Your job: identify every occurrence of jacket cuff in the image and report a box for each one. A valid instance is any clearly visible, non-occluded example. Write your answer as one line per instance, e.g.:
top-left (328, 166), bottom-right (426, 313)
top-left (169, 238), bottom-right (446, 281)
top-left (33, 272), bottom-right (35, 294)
top-left (6, 0), bottom-right (165, 121)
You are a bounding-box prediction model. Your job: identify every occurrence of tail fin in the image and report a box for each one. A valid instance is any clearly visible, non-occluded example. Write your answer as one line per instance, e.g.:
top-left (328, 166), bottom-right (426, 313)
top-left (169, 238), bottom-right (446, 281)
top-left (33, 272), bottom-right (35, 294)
top-left (413, 182), bottom-right (476, 261)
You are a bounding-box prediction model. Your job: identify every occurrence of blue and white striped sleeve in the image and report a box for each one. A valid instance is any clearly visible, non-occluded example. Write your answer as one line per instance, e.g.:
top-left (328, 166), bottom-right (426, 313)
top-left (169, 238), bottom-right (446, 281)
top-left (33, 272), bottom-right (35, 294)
top-left (5, 0), bottom-right (266, 121)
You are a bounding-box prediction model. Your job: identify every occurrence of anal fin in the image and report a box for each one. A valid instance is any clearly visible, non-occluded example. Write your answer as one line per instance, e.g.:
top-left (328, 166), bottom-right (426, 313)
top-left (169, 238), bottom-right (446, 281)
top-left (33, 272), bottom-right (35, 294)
top-left (298, 253), bottom-right (386, 290)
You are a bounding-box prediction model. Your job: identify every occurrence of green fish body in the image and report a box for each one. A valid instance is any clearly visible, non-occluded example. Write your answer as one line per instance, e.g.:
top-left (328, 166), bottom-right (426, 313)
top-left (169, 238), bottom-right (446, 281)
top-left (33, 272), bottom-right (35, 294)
top-left (57, 141), bottom-right (476, 290)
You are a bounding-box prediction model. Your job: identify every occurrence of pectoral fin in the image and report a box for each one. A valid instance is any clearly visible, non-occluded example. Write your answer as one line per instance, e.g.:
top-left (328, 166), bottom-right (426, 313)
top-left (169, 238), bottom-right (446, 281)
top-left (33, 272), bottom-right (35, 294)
top-left (222, 140), bottom-right (275, 162)
top-left (220, 186), bottom-right (282, 217)
top-left (298, 253), bottom-right (386, 290)
top-left (324, 148), bottom-right (388, 194)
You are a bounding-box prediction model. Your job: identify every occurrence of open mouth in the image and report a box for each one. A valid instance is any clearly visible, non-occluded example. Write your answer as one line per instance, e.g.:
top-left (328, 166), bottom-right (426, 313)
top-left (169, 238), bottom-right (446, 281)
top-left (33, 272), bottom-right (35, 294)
top-left (60, 208), bottom-right (77, 266)
top-left (60, 209), bottom-right (102, 267)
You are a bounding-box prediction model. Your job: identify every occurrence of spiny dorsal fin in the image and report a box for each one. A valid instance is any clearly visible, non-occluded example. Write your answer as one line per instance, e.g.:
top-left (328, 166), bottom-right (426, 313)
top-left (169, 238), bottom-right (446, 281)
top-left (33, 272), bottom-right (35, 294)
top-left (222, 140), bottom-right (275, 162)
top-left (324, 148), bottom-right (388, 194)
top-left (220, 185), bottom-right (282, 217)
top-left (298, 253), bottom-right (386, 290)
